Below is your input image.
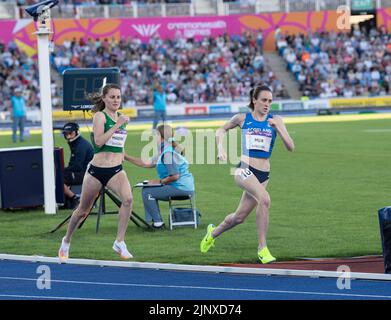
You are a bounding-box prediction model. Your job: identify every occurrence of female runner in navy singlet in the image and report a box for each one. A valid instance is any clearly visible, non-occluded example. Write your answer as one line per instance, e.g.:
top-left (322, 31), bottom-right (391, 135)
top-left (200, 84), bottom-right (295, 263)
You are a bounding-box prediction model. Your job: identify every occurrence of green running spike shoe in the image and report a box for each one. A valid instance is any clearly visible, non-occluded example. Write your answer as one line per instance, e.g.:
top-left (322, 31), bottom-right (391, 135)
top-left (200, 224), bottom-right (216, 253)
top-left (258, 246), bottom-right (276, 264)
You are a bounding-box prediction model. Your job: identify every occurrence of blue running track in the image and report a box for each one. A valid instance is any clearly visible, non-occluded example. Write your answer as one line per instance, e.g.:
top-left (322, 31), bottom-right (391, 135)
top-left (0, 260), bottom-right (391, 300)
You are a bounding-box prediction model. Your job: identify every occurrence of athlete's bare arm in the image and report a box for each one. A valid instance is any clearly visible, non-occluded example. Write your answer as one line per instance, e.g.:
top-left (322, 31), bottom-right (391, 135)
top-left (268, 115), bottom-right (295, 152)
top-left (216, 114), bottom-right (246, 161)
top-left (93, 112), bottom-right (129, 148)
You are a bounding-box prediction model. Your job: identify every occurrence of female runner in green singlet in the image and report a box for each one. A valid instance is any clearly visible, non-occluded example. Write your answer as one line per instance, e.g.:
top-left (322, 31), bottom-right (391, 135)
top-left (58, 84), bottom-right (134, 261)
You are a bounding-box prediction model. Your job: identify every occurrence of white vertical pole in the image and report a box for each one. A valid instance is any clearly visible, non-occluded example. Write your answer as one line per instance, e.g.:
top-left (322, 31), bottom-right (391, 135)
top-left (133, 1), bottom-right (138, 18)
top-left (217, 0), bottom-right (225, 16)
top-left (104, 4), bottom-right (109, 19)
top-left (35, 14), bottom-right (57, 215)
top-left (255, 0), bottom-right (261, 14)
top-left (14, 4), bottom-right (20, 19)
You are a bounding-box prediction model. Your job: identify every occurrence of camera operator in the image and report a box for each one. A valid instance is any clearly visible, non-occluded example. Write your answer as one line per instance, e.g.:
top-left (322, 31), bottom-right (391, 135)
top-left (62, 122), bottom-right (94, 209)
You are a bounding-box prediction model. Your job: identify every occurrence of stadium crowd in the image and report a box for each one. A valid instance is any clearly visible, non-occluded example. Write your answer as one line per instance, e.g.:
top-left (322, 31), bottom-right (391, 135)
top-left (0, 41), bottom-right (36, 111)
top-left (0, 30), bottom-right (285, 109)
top-left (51, 31), bottom-right (288, 106)
top-left (277, 25), bottom-right (391, 98)
top-left (0, 40), bottom-right (63, 111)
top-left (0, 30), bottom-right (286, 109)
top-left (3, 24), bottom-right (391, 111)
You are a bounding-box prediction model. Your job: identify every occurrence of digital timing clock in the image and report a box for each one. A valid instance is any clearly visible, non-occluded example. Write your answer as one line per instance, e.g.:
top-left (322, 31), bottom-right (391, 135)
top-left (62, 68), bottom-right (120, 111)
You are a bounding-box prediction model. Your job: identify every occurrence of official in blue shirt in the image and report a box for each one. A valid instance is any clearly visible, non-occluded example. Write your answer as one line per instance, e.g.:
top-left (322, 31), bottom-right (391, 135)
top-left (152, 83), bottom-right (167, 130)
top-left (125, 124), bottom-right (194, 228)
top-left (9, 88), bottom-right (26, 143)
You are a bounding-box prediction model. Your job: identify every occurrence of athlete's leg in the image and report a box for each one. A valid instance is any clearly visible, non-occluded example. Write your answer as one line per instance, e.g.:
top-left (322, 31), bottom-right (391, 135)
top-left (255, 180), bottom-right (270, 249)
top-left (200, 189), bottom-right (257, 253)
top-left (212, 191), bottom-right (257, 238)
top-left (106, 171), bottom-right (133, 242)
top-left (234, 168), bottom-right (271, 249)
top-left (63, 173), bottom-right (102, 243)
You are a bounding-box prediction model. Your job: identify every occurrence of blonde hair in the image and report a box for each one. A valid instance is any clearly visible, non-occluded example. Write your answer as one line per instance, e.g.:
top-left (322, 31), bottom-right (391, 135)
top-left (156, 124), bottom-right (184, 155)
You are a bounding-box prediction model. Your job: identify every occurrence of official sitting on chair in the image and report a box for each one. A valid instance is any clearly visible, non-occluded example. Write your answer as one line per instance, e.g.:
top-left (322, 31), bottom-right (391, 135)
top-left (62, 122), bottom-right (94, 209)
top-left (125, 124), bottom-right (195, 229)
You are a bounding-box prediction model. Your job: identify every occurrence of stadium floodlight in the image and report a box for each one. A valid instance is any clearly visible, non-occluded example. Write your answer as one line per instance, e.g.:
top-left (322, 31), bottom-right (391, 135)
top-left (25, 0), bottom-right (59, 21)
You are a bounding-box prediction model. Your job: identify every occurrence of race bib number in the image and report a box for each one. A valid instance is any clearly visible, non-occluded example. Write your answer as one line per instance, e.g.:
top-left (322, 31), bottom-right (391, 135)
top-left (246, 134), bottom-right (272, 152)
top-left (240, 168), bottom-right (253, 180)
top-left (105, 129), bottom-right (127, 148)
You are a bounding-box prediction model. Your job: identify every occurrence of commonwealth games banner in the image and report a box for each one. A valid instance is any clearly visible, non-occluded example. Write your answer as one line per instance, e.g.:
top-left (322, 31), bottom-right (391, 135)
top-left (0, 10), bottom-right (345, 57)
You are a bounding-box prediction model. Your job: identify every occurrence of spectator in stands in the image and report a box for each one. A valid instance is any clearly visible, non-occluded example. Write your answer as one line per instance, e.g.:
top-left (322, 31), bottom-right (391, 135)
top-left (61, 122), bottom-right (94, 209)
top-left (256, 29), bottom-right (263, 53)
top-left (279, 26), bottom-right (391, 99)
top-left (9, 87), bottom-right (26, 143)
top-left (1, 40), bottom-right (41, 109)
top-left (51, 31), bottom-right (289, 106)
top-left (9, 23), bottom-right (391, 107)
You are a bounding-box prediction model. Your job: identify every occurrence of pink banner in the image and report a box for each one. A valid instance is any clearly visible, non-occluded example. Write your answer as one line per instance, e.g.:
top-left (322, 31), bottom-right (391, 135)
top-left (0, 11), bottom-right (351, 57)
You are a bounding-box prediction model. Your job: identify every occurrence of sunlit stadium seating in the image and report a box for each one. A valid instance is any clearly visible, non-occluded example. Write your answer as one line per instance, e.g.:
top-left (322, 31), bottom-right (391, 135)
top-left (278, 26), bottom-right (391, 99)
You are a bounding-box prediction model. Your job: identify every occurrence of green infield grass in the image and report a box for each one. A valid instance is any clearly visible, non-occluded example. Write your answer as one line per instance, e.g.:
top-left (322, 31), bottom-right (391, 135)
top-left (0, 116), bottom-right (390, 265)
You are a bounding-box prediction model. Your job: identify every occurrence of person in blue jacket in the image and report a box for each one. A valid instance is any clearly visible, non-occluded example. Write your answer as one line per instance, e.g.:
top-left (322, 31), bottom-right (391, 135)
top-left (125, 124), bottom-right (194, 229)
top-left (200, 84), bottom-right (295, 263)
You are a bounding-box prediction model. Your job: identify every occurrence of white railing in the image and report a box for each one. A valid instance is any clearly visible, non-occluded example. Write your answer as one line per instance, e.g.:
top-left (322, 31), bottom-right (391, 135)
top-left (0, 3), bottom-right (18, 19)
top-left (108, 4), bottom-right (134, 18)
top-left (165, 3), bottom-right (193, 16)
top-left (223, 2), bottom-right (257, 14)
top-left (0, 0), bottom-right (385, 20)
top-left (319, 0), bottom-right (352, 10)
top-left (288, 0), bottom-right (317, 12)
top-left (50, 5), bottom-right (77, 18)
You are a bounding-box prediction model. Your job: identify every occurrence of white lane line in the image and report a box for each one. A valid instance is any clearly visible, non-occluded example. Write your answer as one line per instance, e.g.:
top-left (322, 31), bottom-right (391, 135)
top-left (1, 276), bottom-right (390, 299)
top-left (0, 294), bottom-right (104, 300)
